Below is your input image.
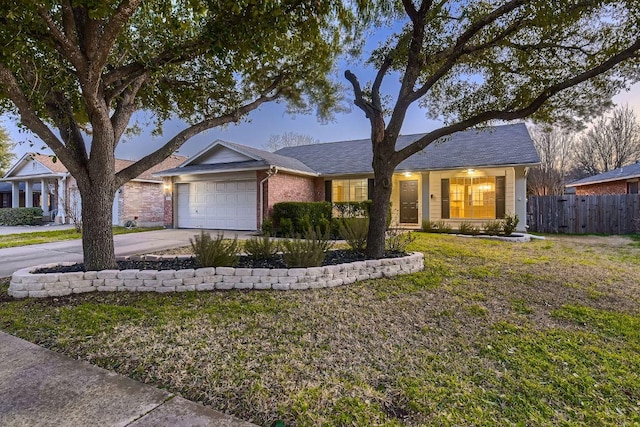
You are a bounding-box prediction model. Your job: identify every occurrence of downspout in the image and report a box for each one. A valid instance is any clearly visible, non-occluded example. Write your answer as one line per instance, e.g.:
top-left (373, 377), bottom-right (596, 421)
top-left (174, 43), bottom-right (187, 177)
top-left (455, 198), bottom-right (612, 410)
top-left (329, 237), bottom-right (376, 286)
top-left (259, 166), bottom-right (278, 230)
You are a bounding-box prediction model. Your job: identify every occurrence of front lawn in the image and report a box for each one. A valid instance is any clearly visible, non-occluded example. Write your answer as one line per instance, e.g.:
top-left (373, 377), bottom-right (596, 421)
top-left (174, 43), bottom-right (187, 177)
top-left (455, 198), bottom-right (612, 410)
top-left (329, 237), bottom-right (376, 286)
top-left (1, 233), bottom-right (639, 426)
top-left (0, 226), bottom-right (164, 249)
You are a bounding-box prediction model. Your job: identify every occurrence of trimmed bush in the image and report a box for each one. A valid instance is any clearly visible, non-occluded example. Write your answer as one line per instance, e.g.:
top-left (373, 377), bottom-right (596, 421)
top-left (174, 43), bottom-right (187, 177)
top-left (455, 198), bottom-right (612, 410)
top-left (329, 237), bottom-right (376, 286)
top-left (272, 202), bottom-right (332, 236)
top-left (0, 207), bottom-right (44, 226)
top-left (333, 201), bottom-right (372, 218)
top-left (190, 231), bottom-right (239, 267)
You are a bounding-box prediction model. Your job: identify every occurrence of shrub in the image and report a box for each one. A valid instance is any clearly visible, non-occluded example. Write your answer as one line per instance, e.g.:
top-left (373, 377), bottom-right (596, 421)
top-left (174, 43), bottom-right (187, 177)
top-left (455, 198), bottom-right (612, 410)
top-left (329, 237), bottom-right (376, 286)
top-left (190, 231), bottom-right (239, 267)
top-left (282, 227), bottom-right (334, 268)
top-left (458, 221), bottom-right (480, 235)
top-left (244, 235), bottom-right (280, 261)
top-left (385, 228), bottom-right (416, 253)
top-left (339, 217), bottom-right (369, 253)
top-left (261, 218), bottom-right (273, 235)
top-left (272, 201), bottom-right (332, 235)
top-left (503, 213), bottom-right (520, 236)
top-left (422, 220), bottom-right (436, 232)
top-left (483, 220), bottom-right (503, 236)
top-left (333, 201), bottom-right (372, 218)
top-left (0, 207), bottom-right (43, 226)
top-left (279, 218), bottom-right (294, 237)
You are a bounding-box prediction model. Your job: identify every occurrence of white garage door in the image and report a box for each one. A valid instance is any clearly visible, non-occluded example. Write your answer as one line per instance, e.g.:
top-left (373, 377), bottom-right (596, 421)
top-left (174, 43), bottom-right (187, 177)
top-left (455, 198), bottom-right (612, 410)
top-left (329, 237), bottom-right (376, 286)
top-left (176, 180), bottom-right (257, 230)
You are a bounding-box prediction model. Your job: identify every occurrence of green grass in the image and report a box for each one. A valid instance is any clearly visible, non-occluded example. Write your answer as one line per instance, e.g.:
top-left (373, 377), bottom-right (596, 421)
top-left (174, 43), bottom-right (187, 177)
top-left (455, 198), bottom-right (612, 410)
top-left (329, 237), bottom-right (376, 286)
top-left (0, 226), bottom-right (163, 249)
top-left (1, 232), bottom-right (640, 426)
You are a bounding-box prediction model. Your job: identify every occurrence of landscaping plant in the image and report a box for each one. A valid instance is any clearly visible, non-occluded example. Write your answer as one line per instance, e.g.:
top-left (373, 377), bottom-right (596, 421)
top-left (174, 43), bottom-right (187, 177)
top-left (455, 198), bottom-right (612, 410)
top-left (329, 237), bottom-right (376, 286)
top-left (244, 235), bottom-right (280, 262)
top-left (483, 220), bottom-right (503, 236)
top-left (190, 231), bottom-right (239, 268)
top-left (503, 214), bottom-right (520, 236)
top-left (338, 217), bottom-right (369, 253)
top-left (458, 221), bottom-right (480, 235)
top-left (282, 227), bottom-right (334, 268)
top-left (385, 228), bottom-right (416, 252)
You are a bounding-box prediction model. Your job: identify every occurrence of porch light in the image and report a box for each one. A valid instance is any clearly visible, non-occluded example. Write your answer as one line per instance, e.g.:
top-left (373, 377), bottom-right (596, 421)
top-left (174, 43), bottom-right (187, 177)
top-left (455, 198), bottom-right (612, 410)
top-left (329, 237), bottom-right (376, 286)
top-left (466, 169), bottom-right (475, 174)
top-left (163, 184), bottom-right (171, 191)
top-left (403, 172), bottom-right (412, 177)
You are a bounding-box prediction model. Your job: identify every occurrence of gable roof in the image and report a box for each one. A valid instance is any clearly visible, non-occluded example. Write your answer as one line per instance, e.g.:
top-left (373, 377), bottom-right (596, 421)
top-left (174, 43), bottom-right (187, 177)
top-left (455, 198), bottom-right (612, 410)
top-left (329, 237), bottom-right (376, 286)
top-left (275, 123), bottom-right (539, 175)
top-left (2, 153), bottom-right (187, 182)
top-left (157, 140), bottom-right (318, 177)
top-left (566, 162), bottom-right (640, 187)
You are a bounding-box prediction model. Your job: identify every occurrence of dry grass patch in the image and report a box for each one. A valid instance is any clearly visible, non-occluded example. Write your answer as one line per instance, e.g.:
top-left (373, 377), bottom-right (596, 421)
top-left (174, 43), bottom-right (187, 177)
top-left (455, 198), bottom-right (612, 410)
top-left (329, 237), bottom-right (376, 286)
top-left (1, 233), bottom-right (640, 426)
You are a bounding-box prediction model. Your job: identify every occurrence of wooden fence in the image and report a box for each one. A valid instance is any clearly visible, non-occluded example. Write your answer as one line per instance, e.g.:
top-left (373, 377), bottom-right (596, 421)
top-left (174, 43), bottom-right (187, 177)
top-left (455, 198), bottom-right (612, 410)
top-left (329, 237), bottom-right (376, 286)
top-left (527, 195), bottom-right (640, 234)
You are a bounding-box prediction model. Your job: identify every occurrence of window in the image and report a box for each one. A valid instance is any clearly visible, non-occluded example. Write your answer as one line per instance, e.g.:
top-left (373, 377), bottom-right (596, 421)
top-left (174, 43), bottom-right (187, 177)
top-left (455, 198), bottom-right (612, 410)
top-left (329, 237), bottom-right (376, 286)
top-left (628, 181), bottom-right (639, 194)
top-left (447, 176), bottom-right (499, 219)
top-left (331, 179), bottom-right (368, 202)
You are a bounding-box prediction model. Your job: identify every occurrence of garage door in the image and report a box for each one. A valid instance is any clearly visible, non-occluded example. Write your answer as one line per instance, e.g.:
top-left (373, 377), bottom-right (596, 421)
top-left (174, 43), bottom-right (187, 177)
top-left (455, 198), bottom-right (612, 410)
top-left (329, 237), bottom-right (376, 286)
top-left (176, 180), bottom-right (257, 230)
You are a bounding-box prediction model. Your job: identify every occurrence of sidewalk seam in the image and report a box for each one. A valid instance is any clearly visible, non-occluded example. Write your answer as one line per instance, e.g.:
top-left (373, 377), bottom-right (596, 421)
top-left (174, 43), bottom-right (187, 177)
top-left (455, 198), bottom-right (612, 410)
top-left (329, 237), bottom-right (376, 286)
top-left (124, 393), bottom-right (177, 426)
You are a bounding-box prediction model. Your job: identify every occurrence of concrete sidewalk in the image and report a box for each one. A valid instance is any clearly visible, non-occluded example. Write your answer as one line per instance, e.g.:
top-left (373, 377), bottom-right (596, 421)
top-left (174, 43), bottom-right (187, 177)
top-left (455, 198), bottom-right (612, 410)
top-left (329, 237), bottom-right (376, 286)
top-left (0, 331), bottom-right (257, 427)
top-left (0, 228), bottom-right (257, 278)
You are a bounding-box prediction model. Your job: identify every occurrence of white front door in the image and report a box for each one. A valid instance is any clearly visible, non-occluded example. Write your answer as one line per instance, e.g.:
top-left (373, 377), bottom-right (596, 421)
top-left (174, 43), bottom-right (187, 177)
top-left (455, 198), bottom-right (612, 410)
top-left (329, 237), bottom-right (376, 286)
top-left (176, 180), bottom-right (257, 230)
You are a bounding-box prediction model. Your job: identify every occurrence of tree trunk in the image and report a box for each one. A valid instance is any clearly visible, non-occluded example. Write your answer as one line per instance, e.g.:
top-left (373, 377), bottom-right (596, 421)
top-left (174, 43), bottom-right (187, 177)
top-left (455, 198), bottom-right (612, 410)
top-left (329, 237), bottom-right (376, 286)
top-left (80, 184), bottom-right (117, 270)
top-left (366, 165), bottom-right (393, 258)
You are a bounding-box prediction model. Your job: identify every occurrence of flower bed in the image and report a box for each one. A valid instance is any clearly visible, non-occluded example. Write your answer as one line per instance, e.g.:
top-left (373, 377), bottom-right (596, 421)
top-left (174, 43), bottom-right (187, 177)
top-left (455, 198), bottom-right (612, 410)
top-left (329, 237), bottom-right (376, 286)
top-left (8, 253), bottom-right (425, 299)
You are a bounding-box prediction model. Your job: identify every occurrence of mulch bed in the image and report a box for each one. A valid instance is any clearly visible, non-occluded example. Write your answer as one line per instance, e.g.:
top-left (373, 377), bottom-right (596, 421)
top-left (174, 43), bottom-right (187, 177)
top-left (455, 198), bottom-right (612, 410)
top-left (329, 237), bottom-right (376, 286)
top-left (34, 250), bottom-right (407, 274)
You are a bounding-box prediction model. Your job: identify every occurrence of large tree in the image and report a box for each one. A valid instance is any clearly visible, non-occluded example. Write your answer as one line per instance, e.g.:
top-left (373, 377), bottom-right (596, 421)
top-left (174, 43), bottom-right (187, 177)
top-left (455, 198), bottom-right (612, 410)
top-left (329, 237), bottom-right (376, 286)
top-left (0, 126), bottom-right (15, 176)
top-left (573, 105), bottom-right (640, 175)
top-left (346, 0), bottom-right (640, 257)
top-left (0, 1), bottom-right (348, 270)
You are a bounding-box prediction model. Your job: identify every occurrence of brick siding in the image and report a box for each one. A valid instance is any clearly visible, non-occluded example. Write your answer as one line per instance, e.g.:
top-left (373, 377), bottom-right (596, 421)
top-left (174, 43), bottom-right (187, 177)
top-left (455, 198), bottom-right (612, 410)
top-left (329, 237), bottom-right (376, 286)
top-left (575, 180), bottom-right (628, 195)
top-left (258, 172), bottom-right (322, 220)
top-left (163, 177), bottom-right (173, 228)
top-left (122, 181), bottom-right (164, 227)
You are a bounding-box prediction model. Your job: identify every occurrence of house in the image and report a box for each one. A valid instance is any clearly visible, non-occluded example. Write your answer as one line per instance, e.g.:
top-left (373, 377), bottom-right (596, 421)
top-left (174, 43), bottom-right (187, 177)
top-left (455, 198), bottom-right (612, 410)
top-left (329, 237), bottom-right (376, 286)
top-left (1, 153), bottom-right (186, 226)
top-left (156, 123), bottom-right (540, 231)
top-left (565, 162), bottom-right (640, 195)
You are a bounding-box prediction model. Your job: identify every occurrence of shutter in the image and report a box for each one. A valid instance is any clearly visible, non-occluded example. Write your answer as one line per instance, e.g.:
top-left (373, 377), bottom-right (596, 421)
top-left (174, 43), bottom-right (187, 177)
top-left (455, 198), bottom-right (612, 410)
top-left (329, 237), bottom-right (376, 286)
top-left (367, 178), bottom-right (374, 200)
top-left (441, 179), bottom-right (450, 219)
top-left (324, 180), bottom-right (332, 202)
top-left (496, 176), bottom-right (506, 219)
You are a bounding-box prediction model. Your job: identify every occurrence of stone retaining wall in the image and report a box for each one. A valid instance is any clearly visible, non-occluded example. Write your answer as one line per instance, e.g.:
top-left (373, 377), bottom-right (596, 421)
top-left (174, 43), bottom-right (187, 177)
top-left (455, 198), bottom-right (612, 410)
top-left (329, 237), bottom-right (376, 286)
top-left (8, 253), bottom-right (425, 299)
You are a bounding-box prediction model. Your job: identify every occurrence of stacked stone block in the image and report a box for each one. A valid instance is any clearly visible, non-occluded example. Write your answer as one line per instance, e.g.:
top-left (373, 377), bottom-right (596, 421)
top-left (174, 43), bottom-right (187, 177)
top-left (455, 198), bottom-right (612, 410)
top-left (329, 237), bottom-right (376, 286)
top-left (8, 253), bottom-right (425, 299)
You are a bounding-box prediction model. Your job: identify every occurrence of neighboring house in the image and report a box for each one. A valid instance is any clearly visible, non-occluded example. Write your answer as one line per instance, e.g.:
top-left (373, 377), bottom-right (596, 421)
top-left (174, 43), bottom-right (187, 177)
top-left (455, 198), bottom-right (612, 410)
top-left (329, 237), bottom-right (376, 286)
top-left (1, 153), bottom-right (186, 226)
top-left (566, 162), bottom-right (640, 195)
top-left (156, 123), bottom-right (540, 231)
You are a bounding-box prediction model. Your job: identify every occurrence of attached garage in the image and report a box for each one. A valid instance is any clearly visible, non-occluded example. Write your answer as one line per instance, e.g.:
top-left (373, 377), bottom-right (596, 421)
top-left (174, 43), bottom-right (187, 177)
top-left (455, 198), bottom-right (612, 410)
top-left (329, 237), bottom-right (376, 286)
top-left (176, 180), bottom-right (257, 230)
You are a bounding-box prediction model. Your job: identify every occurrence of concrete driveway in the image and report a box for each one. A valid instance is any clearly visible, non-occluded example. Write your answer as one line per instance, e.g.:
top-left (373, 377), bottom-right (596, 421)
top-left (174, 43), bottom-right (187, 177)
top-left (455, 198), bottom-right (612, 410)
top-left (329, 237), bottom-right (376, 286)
top-left (0, 229), bottom-right (257, 278)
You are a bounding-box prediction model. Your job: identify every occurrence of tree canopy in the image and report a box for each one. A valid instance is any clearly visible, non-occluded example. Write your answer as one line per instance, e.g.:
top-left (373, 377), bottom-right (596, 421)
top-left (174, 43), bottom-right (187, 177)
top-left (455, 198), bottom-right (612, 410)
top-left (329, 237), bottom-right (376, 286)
top-left (0, 0), bottom-right (351, 269)
top-left (345, 0), bottom-right (640, 256)
top-left (0, 126), bottom-right (15, 176)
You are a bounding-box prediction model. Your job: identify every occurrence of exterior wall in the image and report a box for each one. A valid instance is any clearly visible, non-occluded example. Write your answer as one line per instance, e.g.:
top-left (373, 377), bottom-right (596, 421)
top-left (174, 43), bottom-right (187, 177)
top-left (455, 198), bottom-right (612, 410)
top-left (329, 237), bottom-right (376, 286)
top-left (428, 167), bottom-right (516, 229)
top-left (575, 180), bottom-right (628, 195)
top-left (263, 172), bottom-right (319, 218)
top-left (122, 181), bottom-right (164, 227)
top-left (163, 177), bottom-right (174, 228)
top-left (514, 166), bottom-right (527, 231)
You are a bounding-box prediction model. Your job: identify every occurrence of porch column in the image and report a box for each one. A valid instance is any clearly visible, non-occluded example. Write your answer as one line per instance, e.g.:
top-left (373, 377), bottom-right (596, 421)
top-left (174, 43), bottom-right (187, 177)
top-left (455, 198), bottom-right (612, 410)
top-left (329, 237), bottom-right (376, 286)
top-left (24, 180), bottom-right (33, 207)
top-left (40, 178), bottom-right (49, 216)
top-left (57, 178), bottom-right (66, 223)
top-left (11, 181), bottom-right (19, 208)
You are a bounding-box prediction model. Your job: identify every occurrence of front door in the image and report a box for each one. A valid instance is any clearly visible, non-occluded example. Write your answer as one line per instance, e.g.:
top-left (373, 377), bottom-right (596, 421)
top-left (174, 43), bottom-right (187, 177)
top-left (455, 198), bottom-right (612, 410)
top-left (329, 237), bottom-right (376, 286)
top-left (400, 180), bottom-right (419, 224)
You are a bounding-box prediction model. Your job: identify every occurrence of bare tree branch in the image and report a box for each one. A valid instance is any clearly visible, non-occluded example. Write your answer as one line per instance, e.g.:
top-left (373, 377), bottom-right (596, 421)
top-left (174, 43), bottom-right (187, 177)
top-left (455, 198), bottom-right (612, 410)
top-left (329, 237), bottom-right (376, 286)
top-left (36, 6), bottom-right (85, 74)
top-left (115, 84), bottom-right (285, 185)
top-left (111, 74), bottom-right (148, 145)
